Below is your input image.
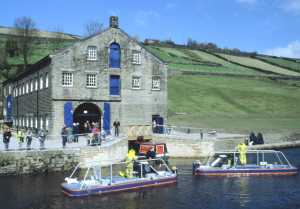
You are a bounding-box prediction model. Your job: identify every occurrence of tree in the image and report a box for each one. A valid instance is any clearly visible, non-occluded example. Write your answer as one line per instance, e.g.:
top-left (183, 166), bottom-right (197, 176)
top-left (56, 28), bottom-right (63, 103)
top-left (84, 21), bottom-right (104, 37)
top-left (52, 26), bottom-right (67, 50)
top-left (0, 47), bottom-right (11, 79)
top-left (13, 16), bottom-right (37, 68)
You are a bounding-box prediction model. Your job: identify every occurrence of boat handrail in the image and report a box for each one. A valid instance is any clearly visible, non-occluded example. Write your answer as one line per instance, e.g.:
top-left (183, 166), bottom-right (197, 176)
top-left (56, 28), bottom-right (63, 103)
top-left (213, 150), bottom-right (282, 154)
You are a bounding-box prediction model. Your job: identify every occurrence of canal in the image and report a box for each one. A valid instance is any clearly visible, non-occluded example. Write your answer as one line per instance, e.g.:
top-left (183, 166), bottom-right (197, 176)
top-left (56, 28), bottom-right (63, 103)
top-left (1, 148), bottom-right (300, 209)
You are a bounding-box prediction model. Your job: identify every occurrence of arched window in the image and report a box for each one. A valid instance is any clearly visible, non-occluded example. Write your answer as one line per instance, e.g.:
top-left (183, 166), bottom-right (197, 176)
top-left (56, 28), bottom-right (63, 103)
top-left (109, 43), bottom-right (121, 68)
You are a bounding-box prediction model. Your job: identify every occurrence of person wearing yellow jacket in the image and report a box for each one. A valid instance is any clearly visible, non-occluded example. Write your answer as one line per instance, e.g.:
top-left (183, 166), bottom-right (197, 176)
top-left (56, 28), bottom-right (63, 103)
top-left (124, 149), bottom-right (137, 178)
top-left (237, 141), bottom-right (248, 165)
top-left (16, 130), bottom-right (25, 150)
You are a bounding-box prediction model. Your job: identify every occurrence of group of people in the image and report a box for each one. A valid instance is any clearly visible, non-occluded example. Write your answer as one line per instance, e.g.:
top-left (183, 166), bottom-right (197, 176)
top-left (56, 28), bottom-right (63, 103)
top-left (236, 132), bottom-right (265, 165)
top-left (2, 126), bottom-right (47, 151)
top-left (248, 132), bottom-right (264, 145)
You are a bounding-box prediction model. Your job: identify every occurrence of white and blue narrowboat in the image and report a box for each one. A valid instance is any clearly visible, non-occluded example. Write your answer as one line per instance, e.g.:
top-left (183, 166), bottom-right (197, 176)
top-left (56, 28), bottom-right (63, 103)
top-left (62, 158), bottom-right (177, 197)
top-left (192, 150), bottom-right (298, 176)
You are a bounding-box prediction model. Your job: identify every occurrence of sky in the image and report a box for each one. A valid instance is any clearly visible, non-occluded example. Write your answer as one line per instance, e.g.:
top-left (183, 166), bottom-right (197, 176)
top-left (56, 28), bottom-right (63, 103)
top-left (1, 0), bottom-right (300, 58)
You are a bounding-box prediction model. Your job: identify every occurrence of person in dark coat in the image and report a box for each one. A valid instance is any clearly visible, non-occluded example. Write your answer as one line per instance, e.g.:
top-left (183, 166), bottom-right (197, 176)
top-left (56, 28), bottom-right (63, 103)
top-left (61, 125), bottom-right (68, 148)
top-left (256, 133), bottom-right (264, 144)
top-left (146, 146), bottom-right (156, 159)
top-left (3, 127), bottom-right (12, 151)
top-left (38, 129), bottom-right (46, 150)
top-left (249, 132), bottom-right (257, 145)
top-left (113, 121), bottom-right (120, 136)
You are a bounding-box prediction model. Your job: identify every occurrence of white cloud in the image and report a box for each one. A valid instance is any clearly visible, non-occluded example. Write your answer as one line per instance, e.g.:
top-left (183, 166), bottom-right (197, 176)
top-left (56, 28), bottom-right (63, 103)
top-left (281, 0), bottom-right (300, 15)
top-left (264, 41), bottom-right (300, 58)
top-left (134, 10), bottom-right (160, 27)
top-left (236, 0), bottom-right (257, 4)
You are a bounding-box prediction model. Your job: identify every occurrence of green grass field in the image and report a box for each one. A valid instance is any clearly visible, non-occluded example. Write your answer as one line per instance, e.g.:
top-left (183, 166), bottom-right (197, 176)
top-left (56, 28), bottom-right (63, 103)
top-left (146, 46), bottom-right (264, 75)
top-left (168, 75), bottom-right (300, 132)
top-left (257, 56), bottom-right (300, 73)
top-left (218, 53), bottom-right (300, 76)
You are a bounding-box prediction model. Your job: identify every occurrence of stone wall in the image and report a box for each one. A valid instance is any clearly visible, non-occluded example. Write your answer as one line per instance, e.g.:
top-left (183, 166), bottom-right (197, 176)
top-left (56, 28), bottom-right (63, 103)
top-left (0, 149), bottom-right (80, 175)
top-left (153, 136), bottom-right (245, 157)
top-left (0, 138), bottom-right (128, 175)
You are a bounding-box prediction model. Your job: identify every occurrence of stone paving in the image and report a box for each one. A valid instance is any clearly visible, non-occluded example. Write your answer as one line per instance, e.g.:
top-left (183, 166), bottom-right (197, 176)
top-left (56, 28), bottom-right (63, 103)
top-left (0, 133), bottom-right (125, 152)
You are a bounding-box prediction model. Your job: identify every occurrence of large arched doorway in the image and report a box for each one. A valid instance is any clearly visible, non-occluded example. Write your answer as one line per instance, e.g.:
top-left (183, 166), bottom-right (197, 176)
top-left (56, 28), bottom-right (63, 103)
top-left (73, 103), bottom-right (101, 133)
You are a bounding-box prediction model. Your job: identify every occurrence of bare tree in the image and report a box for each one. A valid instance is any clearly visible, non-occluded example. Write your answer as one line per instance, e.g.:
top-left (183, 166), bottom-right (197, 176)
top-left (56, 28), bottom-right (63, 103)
top-left (51, 26), bottom-right (66, 50)
top-left (84, 21), bottom-right (104, 37)
top-left (13, 16), bottom-right (37, 68)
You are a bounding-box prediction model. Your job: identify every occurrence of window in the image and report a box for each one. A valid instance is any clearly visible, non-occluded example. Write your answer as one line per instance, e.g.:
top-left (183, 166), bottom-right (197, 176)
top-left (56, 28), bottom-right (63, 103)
top-left (132, 76), bottom-right (141, 89)
top-left (40, 117), bottom-right (44, 130)
top-left (45, 73), bottom-right (49, 88)
top-left (109, 43), bottom-right (121, 68)
top-left (8, 85), bottom-right (11, 95)
top-left (15, 88), bottom-right (18, 97)
top-left (40, 76), bottom-right (43, 89)
top-left (30, 117), bottom-right (33, 128)
top-left (45, 117), bottom-right (49, 130)
top-left (30, 80), bottom-right (33, 92)
top-left (110, 75), bottom-right (120, 96)
top-left (26, 83), bottom-right (29, 94)
top-left (86, 74), bottom-right (97, 88)
top-left (26, 117), bottom-right (29, 127)
top-left (35, 117), bottom-right (38, 129)
top-left (132, 51), bottom-right (141, 65)
top-left (18, 86), bottom-right (22, 96)
top-left (3, 88), bottom-right (6, 97)
top-left (152, 76), bottom-right (161, 90)
top-left (35, 79), bottom-right (38, 91)
top-left (62, 72), bottom-right (73, 87)
top-left (22, 84), bottom-right (25, 95)
top-left (87, 46), bottom-right (97, 61)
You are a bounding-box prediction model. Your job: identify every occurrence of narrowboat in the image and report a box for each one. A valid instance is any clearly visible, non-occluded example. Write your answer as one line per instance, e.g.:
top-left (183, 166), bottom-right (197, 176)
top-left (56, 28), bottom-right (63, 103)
top-left (193, 150), bottom-right (298, 176)
top-left (62, 158), bottom-right (177, 197)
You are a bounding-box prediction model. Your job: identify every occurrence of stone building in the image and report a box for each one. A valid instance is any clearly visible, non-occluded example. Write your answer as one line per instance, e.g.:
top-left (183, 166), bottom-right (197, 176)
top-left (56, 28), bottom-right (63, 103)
top-left (2, 16), bottom-right (168, 137)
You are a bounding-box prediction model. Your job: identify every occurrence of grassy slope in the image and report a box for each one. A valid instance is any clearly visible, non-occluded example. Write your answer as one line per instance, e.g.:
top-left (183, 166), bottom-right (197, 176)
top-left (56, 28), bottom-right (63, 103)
top-left (146, 46), bottom-right (263, 75)
top-left (168, 75), bottom-right (300, 131)
top-left (218, 53), bottom-right (300, 76)
top-left (257, 56), bottom-right (300, 73)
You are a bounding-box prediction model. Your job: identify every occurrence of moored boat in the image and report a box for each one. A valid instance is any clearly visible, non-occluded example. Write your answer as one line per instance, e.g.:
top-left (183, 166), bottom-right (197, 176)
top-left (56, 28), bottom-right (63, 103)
top-left (193, 150), bottom-right (298, 176)
top-left (62, 158), bottom-right (177, 197)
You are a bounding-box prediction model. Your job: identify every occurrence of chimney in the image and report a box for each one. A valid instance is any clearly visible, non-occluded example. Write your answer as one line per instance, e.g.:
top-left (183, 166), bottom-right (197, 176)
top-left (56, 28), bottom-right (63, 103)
top-left (109, 16), bottom-right (119, 28)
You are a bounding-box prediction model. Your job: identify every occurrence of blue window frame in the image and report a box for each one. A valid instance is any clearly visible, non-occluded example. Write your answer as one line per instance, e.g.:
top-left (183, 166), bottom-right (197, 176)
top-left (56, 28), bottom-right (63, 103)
top-left (110, 75), bottom-right (120, 96)
top-left (109, 43), bottom-right (121, 68)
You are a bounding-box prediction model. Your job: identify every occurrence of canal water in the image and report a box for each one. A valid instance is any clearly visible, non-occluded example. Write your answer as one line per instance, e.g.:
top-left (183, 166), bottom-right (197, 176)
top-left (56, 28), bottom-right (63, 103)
top-left (1, 148), bottom-right (300, 209)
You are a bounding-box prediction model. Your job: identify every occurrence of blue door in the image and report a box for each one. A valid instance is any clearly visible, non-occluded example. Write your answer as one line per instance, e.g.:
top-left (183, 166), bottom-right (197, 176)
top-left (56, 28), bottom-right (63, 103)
top-left (103, 103), bottom-right (110, 133)
top-left (6, 95), bottom-right (13, 121)
top-left (110, 75), bottom-right (120, 96)
top-left (64, 102), bottom-right (73, 127)
top-left (109, 43), bottom-right (121, 68)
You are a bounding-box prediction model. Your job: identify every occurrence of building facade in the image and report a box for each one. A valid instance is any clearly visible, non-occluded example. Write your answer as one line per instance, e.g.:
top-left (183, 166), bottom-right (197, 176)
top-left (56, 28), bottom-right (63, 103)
top-left (2, 17), bottom-right (168, 137)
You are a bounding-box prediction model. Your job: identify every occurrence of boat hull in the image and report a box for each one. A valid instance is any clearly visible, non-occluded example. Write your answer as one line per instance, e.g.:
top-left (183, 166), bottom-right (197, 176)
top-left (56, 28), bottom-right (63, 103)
top-left (194, 168), bottom-right (298, 176)
top-left (62, 177), bottom-right (177, 197)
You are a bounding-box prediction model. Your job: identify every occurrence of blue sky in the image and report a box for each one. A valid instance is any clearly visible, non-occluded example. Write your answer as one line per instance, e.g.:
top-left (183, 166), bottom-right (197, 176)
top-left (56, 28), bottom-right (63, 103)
top-left (1, 0), bottom-right (300, 57)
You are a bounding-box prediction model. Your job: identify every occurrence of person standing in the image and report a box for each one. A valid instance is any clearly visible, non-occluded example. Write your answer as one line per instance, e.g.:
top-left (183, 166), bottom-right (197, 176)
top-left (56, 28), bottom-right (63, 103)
top-left (17, 129), bottom-right (25, 150)
top-left (3, 126), bottom-right (12, 151)
top-left (26, 128), bottom-right (33, 150)
top-left (61, 125), bottom-right (68, 148)
top-left (38, 129), bottom-right (46, 150)
top-left (200, 129), bottom-right (203, 140)
top-left (237, 140), bottom-right (248, 165)
top-left (113, 120), bottom-right (120, 137)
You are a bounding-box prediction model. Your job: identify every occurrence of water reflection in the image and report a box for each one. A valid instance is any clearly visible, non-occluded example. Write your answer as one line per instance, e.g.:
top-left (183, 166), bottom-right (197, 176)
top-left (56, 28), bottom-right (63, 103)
top-left (0, 149), bottom-right (300, 209)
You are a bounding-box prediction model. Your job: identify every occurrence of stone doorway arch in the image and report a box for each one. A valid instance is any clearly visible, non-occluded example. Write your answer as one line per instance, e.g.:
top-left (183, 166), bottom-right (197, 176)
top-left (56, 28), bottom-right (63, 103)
top-left (73, 103), bottom-right (101, 133)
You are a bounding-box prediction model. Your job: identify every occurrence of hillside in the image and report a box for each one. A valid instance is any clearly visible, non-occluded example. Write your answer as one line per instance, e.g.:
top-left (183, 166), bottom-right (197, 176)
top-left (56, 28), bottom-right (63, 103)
top-left (1, 32), bottom-right (300, 131)
top-left (145, 45), bottom-right (300, 131)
